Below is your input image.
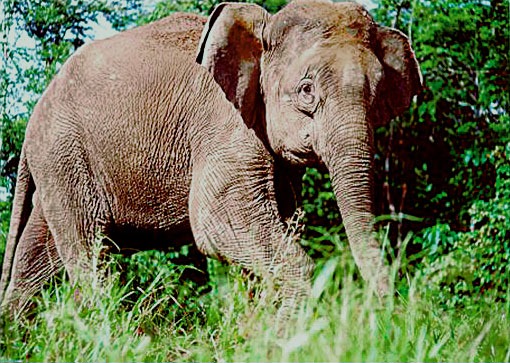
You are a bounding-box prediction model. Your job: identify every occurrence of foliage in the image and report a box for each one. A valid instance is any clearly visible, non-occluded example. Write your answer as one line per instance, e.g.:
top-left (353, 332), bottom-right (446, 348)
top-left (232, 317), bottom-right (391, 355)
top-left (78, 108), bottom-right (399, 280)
top-left (300, 167), bottom-right (345, 259)
top-left (377, 0), bottom-right (508, 225)
top-left (417, 142), bottom-right (510, 305)
top-left (368, 0), bottom-right (510, 304)
top-left (135, 0), bottom-right (287, 25)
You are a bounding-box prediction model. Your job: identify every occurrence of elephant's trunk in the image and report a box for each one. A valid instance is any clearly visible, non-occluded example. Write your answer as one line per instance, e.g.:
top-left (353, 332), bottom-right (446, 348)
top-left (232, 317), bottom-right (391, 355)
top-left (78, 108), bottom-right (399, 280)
top-left (316, 98), bottom-right (390, 296)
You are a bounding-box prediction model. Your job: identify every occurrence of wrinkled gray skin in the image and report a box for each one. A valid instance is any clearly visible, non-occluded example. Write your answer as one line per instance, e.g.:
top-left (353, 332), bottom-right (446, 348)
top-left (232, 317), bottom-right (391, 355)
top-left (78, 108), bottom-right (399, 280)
top-left (197, 0), bottom-right (421, 297)
top-left (0, 12), bottom-right (211, 311)
top-left (0, 0), bottom-right (421, 325)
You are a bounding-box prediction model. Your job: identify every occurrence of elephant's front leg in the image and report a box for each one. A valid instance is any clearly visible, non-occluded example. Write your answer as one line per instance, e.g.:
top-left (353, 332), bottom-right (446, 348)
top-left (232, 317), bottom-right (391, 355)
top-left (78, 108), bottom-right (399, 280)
top-left (189, 140), bottom-right (314, 331)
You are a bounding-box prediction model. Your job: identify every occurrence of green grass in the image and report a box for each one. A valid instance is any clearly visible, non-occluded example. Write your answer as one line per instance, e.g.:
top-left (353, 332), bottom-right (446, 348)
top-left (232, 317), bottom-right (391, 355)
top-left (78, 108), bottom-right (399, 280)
top-left (1, 240), bottom-right (509, 362)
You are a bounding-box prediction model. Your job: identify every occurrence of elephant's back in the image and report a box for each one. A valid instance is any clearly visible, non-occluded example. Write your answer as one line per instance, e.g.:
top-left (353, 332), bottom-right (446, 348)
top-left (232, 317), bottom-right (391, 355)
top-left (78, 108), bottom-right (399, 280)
top-left (115, 12), bottom-right (207, 55)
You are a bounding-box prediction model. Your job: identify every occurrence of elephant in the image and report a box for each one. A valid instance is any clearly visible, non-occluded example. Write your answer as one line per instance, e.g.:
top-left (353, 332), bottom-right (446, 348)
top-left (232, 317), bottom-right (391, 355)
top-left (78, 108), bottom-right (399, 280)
top-left (0, 11), bottom-right (209, 311)
top-left (0, 0), bottom-right (422, 327)
top-left (197, 0), bottom-right (420, 300)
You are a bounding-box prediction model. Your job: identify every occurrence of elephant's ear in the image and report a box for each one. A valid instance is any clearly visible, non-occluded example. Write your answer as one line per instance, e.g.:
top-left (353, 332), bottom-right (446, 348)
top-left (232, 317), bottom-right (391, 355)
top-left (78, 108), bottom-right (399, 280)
top-left (197, 3), bottom-right (269, 127)
top-left (374, 26), bottom-right (423, 125)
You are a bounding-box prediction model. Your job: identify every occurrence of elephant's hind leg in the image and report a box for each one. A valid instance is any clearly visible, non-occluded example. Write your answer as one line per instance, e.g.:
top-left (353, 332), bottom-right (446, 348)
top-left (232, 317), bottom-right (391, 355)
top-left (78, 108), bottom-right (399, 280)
top-left (2, 195), bottom-right (63, 313)
top-left (42, 195), bottom-right (110, 288)
top-left (35, 139), bottom-right (113, 288)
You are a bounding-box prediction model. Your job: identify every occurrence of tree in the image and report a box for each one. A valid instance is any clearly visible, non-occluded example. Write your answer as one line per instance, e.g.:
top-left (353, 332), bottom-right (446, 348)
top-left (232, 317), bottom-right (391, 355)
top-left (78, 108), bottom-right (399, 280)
top-left (373, 0), bottom-right (509, 300)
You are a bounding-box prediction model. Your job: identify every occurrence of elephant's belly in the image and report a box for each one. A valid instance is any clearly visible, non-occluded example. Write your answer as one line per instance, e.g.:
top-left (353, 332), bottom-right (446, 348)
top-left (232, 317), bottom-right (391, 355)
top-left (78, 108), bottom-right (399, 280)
top-left (107, 174), bottom-right (194, 252)
top-left (108, 217), bottom-right (194, 253)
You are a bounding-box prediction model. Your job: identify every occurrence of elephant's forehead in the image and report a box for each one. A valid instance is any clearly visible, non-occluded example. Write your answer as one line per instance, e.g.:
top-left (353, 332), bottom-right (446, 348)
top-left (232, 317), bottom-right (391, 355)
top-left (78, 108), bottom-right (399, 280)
top-left (268, 0), bottom-right (374, 46)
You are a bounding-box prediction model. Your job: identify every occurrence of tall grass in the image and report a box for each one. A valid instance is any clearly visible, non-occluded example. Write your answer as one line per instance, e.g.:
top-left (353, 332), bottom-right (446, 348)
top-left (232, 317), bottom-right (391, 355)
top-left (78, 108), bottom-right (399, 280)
top-left (1, 237), bottom-right (509, 362)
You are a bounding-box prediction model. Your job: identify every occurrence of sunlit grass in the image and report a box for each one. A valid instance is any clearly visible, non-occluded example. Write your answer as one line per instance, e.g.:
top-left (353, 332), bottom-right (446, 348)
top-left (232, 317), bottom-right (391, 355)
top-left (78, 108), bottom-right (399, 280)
top-left (1, 236), bottom-right (509, 362)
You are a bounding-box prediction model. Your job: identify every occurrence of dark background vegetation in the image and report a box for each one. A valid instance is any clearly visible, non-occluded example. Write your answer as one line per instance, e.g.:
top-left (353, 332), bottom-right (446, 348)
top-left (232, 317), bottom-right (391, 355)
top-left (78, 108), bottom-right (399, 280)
top-left (1, 0), bottom-right (508, 306)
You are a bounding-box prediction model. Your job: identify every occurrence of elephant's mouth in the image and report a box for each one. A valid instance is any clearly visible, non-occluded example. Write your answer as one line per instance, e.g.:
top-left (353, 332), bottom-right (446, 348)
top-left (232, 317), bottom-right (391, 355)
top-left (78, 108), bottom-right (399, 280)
top-left (281, 147), bottom-right (318, 166)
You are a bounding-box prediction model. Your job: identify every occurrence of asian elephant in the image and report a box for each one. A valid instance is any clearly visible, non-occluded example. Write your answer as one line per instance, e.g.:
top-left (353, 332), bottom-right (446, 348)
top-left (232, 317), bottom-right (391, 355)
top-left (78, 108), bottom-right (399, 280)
top-left (0, 0), bottom-right (422, 326)
top-left (0, 11), bottom-right (209, 312)
top-left (196, 0), bottom-right (421, 297)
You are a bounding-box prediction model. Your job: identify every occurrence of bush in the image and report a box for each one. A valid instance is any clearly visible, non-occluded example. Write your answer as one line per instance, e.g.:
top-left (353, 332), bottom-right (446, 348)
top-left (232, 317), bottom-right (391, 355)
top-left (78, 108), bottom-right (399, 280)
top-left (417, 143), bottom-right (510, 305)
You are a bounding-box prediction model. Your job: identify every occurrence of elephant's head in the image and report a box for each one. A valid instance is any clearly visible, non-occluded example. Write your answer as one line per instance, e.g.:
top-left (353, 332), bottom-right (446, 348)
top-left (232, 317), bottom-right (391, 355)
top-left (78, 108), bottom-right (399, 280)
top-left (197, 0), bottom-right (422, 293)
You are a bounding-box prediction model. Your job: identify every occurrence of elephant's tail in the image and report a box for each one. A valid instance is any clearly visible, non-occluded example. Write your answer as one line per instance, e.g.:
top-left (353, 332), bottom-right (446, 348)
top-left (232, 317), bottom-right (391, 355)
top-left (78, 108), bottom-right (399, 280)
top-left (0, 148), bottom-right (35, 304)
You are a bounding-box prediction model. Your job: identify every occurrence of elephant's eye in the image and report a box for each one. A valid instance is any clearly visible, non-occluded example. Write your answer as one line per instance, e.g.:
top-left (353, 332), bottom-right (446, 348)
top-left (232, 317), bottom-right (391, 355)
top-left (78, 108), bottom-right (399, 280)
top-left (297, 79), bottom-right (315, 105)
top-left (296, 79), bottom-right (319, 116)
